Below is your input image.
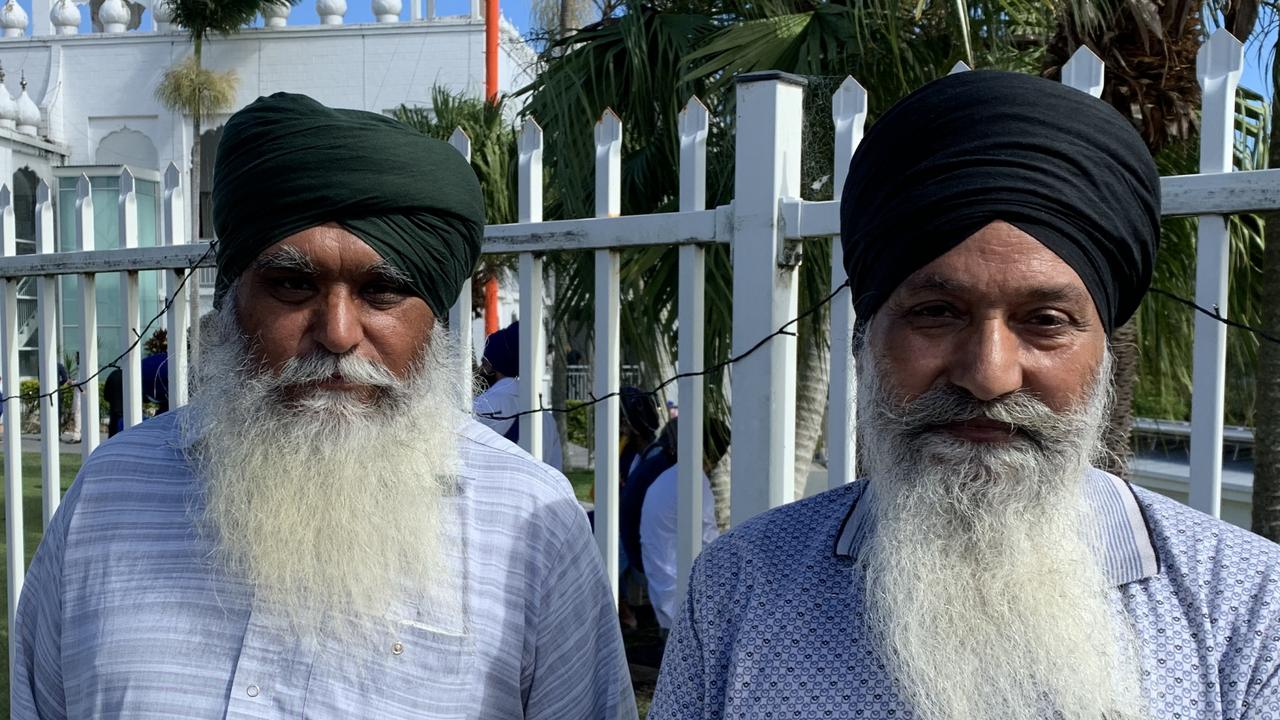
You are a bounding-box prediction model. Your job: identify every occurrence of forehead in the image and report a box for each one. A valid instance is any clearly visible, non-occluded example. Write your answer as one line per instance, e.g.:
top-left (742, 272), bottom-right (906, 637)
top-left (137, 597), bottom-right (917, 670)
top-left (255, 224), bottom-right (384, 271)
top-left (893, 221), bottom-right (1093, 308)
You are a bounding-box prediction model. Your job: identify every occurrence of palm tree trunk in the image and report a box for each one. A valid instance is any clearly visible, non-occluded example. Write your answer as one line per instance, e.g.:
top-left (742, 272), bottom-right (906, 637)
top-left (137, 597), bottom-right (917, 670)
top-left (792, 327), bottom-right (829, 499)
top-left (1103, 320), bottom-right (1138, 477)
top-left (1250, 55), bottom-right (1280, 541)
top-left (188, 34), bottom-right (204, 367)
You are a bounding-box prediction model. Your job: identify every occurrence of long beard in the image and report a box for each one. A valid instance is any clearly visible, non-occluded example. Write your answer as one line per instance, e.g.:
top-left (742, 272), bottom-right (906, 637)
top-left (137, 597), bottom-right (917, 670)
top-left (855, 347), bottom-right (1147, 720)
top-left (182, 306), bottom-right (465, 640)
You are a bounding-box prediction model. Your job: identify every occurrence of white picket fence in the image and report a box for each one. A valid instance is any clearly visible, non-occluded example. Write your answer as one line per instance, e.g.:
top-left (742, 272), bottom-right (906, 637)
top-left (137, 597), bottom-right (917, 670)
top-left (0, 28), bottom-right (1275, 684)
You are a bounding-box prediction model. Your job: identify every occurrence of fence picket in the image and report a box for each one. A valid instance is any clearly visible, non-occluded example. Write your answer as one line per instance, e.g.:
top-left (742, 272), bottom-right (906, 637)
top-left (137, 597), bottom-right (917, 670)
top-left (34, 181), bottom-right (60, 526)
top-left (594, 109), bottom-right (623, 601)
top-left (676, 95), bottom-right (709, 600)
top-left (730, 73), bottom-right (804, 524)
top-left (1189, 28), bottom-right (1243, 518)
top-left (76, 175), bottom-right (100, 457)
top-left (118, 168), bottom-right (143, 431)
top-left (517, 118), bottom-right (545, 461)
top-left (1061, 47), bottom-right (1105, 97)
top-left (0, 185), bottom-right (22, 677)
top-left (163, 163), bottom-right (189, 410)
top-left (448, 128), bottom-right (475, 400)
top-left (827, 77), bottom-right (867, 492)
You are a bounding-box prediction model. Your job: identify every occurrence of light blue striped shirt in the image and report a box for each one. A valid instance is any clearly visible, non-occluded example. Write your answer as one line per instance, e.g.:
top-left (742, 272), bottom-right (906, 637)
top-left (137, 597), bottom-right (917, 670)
top-left (12, 411), bottom-right (637, 720)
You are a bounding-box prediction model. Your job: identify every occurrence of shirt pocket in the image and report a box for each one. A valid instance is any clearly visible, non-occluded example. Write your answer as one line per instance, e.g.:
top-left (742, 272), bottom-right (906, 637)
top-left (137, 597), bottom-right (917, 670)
top-left (302, 621), bottom-right (478, 719)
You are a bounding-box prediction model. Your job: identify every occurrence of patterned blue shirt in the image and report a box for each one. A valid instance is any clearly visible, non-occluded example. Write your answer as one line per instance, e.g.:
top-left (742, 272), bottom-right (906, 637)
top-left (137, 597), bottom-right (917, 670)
top-left (12, 411), bottom-right (637, 720)
top-left (650, 470), bottom-right (1280, 719)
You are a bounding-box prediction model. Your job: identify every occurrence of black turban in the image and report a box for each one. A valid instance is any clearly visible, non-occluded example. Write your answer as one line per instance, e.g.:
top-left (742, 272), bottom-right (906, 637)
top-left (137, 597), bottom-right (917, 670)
top-left (483, 321), bottom-right (520, 377)
top-left (840, 71), bottom-right (1160, 335)
top-left (212, 92), bottom-right (485, 319)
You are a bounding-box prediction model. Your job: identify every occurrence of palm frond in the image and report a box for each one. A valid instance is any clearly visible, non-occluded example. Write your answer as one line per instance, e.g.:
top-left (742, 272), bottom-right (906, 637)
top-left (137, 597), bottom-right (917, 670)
top-left (167, 0), bottom-right (301, 40)
top-left (154, 55), bottom-right (238, 115)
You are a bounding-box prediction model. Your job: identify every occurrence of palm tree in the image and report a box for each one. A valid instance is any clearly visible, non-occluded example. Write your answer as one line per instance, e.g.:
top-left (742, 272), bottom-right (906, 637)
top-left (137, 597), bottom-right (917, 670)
top-left (155, 0), bottom-right (301, 255)
top-left (1251, 16), bottom-right (1280, 540)
top-left (519, 0), bottom-right (1270, 520)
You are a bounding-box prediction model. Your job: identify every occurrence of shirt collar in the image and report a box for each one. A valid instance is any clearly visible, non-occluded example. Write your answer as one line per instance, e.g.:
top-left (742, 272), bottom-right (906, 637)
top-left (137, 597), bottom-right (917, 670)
top-left (834, 468), bottom-right (1160, 586)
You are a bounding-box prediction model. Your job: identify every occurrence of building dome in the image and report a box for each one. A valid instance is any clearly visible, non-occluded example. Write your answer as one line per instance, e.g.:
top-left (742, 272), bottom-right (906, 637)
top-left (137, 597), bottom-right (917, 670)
top-left (99, 0), bottom-right (130, 32)
top-left (372, 0), bottom-right (401, 22)
top-left (262, 1), bottom-right (290, 27)
top-left (1, 0), bottom-right (28, 38)
top-left (0, 67), bottom-right (16, 130)
top-left (51, 0), bottom-right (81, 35)
top-left (149, 0), bottom-right (172, 31)
top-left (16, 76), bottom-right (39, 136)
top-left (316, 0), bottom-right (345, 24)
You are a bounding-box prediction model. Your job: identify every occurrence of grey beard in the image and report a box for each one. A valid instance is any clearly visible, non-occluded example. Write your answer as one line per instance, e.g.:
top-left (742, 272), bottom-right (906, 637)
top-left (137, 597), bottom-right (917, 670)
top-left (182, 304), bottom-right (466, 642)
top-left (854, 346), bottom-right (1148, 720)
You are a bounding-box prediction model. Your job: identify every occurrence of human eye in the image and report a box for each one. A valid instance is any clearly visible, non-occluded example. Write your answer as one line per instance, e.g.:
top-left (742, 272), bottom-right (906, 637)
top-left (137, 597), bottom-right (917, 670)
top-left (363, 281), bottom-right (412, 308)
top-left (908, 302), bottom-right (960, 320)
top-left (263, 274), bottom-right (317, 302)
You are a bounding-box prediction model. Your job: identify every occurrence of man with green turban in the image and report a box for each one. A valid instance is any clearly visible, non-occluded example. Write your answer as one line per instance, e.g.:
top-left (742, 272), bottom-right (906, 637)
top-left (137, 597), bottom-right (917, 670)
top-left (13, 93), bottom-right (637, 720)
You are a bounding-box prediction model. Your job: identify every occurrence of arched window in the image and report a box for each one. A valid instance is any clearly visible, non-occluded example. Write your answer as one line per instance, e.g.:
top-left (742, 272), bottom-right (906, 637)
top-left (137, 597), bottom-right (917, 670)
top-left (96, 127), bottom-right (160, 171)
top-left (199, 126), bottom-right (223, 240)
top-left (12, 167), bottom-right (38, 248)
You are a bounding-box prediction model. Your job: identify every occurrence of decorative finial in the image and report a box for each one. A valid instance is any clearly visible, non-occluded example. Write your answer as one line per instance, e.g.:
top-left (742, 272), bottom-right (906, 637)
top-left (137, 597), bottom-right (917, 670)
top-left (20, 70), bottom-right (25, 91)
top-left (0, 62), bottom-right (6, 85)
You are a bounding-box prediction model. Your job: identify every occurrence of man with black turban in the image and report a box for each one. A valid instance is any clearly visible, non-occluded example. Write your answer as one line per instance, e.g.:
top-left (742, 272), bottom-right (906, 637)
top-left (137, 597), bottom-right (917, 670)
top-left (13, 93), bottom-right (636, 720)
top-left (651, 71), bottom-right (1280, 719)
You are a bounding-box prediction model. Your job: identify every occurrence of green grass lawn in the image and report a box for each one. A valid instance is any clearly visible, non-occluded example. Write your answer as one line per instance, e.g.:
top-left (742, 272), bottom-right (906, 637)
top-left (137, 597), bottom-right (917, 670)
top-left (0, 452), bottom-right (82, 717)
top-left (565, 469), bottom-right (594, 503)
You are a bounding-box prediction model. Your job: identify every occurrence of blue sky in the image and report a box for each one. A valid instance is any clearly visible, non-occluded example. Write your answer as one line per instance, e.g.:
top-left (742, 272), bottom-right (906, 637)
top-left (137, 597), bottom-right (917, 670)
top-left (7, 1), bottom-right (1279, 98)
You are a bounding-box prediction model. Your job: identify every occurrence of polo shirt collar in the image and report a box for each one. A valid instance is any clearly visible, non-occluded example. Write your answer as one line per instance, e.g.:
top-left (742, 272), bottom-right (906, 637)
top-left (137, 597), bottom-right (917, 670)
top-left (834, 468), bottom-right (1160, 586)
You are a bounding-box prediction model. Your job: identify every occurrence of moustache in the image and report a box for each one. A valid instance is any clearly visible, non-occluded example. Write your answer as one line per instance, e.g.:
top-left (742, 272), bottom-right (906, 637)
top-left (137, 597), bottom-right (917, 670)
top-left (271, 350), bottom-right (401, 391)
top-left (878, 384), bottom-right (1069, 449)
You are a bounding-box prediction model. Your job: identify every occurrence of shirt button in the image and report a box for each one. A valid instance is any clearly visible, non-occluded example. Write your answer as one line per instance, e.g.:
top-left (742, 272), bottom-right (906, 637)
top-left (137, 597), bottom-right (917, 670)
top-left (246, 685), bottom-right (260, 698)
top-left (391, 642), bottom-right (404, 655)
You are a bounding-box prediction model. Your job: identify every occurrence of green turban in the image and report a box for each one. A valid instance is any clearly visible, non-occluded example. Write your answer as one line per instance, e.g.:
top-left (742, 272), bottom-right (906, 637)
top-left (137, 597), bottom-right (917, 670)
top-left (211, 92), bottom-right (485, 319)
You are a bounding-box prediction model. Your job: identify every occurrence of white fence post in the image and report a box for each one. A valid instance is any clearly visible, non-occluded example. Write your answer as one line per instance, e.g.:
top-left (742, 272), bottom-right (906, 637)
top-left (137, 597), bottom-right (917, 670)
top-left (34, 181), bottom-right (60, 526)
top-left (163, 163), bottom-right (189, 410)
top-left (676, 96), bottom-right (708, 599)
top-left (1189, 28), bottom-right (1243, 517)
top-left (827, 76), bottom-right (867, 490)
top-left (118, 168), bottom-right (143, 431)
top-left (593, 109), bottom-right (622, 601)
top-left (448, 128), bottom-right (475, 401)
top-left (0, 185), bottom-right (23, 677)
top-left (76, 175), bottom-right (100, 457)
top-left (730, 72), bottom-right (804, 525)
top-left (517, 118), bottom-right (545, 461)
top-left (1061, 46), bottom-right (1105, 97)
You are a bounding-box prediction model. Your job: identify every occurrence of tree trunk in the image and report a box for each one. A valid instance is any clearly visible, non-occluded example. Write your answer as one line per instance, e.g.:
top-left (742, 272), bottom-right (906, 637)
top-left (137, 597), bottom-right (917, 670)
top-left (1102, 319), bottom-right (1138, 477)
top-left (187, 35), bottom-right (205, 369)
top-left (792, 328), bottom-right (830, 500)
top-left (1250, 55), bottom-right (1280, 541)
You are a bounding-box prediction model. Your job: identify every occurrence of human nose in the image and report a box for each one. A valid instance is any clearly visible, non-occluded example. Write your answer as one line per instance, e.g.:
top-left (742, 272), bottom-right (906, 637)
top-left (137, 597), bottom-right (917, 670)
top-left (310, 289), bottom-right (364, 356)
top-left (947, 320), bottom-right (1023, 401)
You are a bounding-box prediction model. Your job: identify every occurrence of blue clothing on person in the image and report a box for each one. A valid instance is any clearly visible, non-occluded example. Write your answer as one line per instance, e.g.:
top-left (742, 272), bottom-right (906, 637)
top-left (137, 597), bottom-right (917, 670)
top-left (619, 440), bottom-right (676, 573)
top-left (649, 469), bottom-right (1280, 719)
top-left (12, 410), bottom-right (637, 720)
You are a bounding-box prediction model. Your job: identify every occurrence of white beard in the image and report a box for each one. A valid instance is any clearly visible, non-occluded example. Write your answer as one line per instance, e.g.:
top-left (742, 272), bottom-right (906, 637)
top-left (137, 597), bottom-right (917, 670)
top-left (182, 304), bottom-right (465, 641)
top-left (854, 346), bottom-right (1147, 720)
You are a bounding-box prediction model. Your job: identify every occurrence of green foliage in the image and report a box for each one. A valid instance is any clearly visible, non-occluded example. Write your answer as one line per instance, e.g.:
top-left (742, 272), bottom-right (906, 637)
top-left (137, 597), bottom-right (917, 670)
top-left (1132, 90), bottom-right (1270, 425)
top-left (154, 55), bottom-right (238, 117)
top-left (394, 89), bottom-right (519, 225)
top-left (18, 379), bottom-right (74, 430)
top-left (565, 399), bottom-right (592, 448)
top-left (166, 0), bottom-right (298, 43)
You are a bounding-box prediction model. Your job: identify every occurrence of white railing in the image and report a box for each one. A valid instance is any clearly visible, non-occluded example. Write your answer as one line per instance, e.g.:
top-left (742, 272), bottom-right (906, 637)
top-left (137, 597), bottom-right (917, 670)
top-left (3, 0), bottom-right (494, 39)
top-left (0, 29), bottom-right (1274, 678)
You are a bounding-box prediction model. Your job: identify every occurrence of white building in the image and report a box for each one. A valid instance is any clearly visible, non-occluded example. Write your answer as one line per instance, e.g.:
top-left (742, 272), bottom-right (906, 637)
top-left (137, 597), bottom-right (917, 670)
top-left (0, 0), bottom-right (535, 377)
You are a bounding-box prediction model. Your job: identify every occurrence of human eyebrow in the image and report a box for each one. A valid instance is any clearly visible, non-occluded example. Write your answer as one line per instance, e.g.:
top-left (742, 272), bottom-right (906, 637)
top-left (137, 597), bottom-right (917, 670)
top-left (899, 273), bottom-right (969, 295)
top-left (364, 260), bottom-right (413, 288)
top-left (1020, 285), bottom-right (1092, 308)
top-left (254, 246), bottom-right (317, 275)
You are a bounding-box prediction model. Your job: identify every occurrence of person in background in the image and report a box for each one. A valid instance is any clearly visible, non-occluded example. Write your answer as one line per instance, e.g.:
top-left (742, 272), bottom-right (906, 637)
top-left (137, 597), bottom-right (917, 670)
top-left (103, 332), bottom-right (169, 438)
top-left (473, 320), bottom-right (564, 472)
top-left (618, 387), bottom-right (659, 484)
top-left (639, 418), bottom-right (729, 631)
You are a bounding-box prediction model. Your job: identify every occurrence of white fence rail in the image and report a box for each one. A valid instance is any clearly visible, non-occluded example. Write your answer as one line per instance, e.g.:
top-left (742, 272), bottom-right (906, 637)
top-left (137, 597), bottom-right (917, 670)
top-left (0, 29), bottom-right (1274, 680)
